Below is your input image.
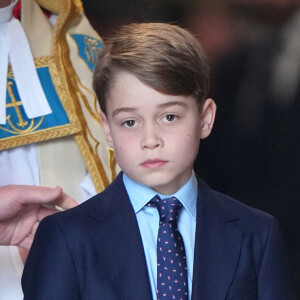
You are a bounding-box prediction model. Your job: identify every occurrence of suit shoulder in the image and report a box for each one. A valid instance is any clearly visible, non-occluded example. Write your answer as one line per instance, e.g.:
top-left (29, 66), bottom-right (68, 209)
top-left (214, 189), bottom-right (277, 226)
top-left (43, 173), bottom-right (126, 228)
top-left (203, 187), bottom-right (286, 264)
top-left (198, 179), bottom-right (280, 236)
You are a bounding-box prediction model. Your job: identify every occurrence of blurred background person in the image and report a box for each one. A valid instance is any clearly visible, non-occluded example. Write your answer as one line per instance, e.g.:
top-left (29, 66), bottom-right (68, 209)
top-left (187, 0), bottom-right (300, 296)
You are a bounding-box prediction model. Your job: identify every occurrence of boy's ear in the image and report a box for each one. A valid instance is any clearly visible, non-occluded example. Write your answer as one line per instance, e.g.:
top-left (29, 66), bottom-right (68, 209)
top-left (199, 98), bottom-right (217, 139)
top-left (100, 111), bottom-right (114, 149)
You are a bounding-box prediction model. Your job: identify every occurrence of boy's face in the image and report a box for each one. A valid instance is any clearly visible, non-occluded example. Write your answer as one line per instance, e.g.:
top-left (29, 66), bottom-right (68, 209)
top-left (101, 71), bottom-right (216, 195)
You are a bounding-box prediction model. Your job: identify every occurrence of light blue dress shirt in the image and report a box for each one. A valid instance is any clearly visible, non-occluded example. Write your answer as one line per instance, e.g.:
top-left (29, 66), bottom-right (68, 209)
top-left (123, 172), bottom-right (198, 300)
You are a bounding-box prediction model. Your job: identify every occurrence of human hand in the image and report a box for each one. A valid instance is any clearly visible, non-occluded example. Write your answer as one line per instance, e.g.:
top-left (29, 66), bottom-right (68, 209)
top-left (0, 185), bottom-right (78, 249)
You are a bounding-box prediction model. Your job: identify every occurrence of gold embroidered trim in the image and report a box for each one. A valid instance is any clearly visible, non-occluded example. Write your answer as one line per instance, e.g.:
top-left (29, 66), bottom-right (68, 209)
top-left (109, 148), bottom-right (117, 181)
top-left (0, 123), bottom-right (80, 151)
top-left (51, 0), bottom-right (113, 192)
top-left (77, 81), bottom-right (101, 125)
top-left (72, 0), bottom-right (83, 12)
top-left (1, 56), bottom-right (81, 151)
top-left (48, 55), bottom-right (81, 129)
top-left (69, 33), bottom-right (104, 72)
top-left (1, 116), bottom-right (45, 135)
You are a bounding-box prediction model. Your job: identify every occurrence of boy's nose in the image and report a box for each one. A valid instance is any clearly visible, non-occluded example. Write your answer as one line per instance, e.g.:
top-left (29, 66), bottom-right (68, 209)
top-left (140, 125), bottom-right (163, 150)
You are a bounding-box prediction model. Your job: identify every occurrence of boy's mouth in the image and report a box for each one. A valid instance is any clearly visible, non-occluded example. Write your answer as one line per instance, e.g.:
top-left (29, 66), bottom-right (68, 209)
top-left (140, 159), bottom-right (167, 169)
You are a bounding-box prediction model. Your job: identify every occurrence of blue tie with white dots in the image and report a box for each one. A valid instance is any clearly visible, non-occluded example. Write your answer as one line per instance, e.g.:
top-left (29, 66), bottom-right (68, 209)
top-left (148, 196), bottom-right (188, 300)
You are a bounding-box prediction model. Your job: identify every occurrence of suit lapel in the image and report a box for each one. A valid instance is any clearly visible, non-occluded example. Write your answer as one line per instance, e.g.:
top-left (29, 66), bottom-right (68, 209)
top-left (192, 180), bottom-right (243, 300)
top-left (87, 173), bottom-right (153, 300)
top-left (84, 174), bottom-right (243, 299)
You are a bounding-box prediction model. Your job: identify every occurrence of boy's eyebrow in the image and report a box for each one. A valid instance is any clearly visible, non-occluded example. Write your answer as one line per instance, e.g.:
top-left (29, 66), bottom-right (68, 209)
top-left (158, 101), bottom-right (188, 109)
top-left (112, 101), bottom-right (187, 117)
top-left (112, 107), bottom-right (136, 117)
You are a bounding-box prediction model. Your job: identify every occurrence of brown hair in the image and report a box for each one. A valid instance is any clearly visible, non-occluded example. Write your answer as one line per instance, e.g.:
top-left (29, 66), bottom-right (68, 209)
top-left (93, 23), bottom-right (209, 115)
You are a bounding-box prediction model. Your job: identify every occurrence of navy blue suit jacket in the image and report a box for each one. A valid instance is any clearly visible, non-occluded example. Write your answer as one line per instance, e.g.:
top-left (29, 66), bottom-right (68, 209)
top-left (22, 173), bottom-right (294, 299)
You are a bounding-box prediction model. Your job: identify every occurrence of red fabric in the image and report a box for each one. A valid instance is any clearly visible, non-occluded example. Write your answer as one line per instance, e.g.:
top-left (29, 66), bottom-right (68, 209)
top-left (12, 0), bottom-right (21, 19)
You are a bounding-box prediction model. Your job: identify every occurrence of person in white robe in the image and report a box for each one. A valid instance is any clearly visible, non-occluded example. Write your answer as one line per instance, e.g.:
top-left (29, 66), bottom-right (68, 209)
top-left (0, 0), bottom-right (119, 298)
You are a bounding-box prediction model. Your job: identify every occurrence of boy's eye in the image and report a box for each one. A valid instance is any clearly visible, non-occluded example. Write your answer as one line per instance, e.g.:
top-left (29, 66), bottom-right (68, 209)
top-left (122, 120), bottom-right (136, 128)
top-left (163, 114), bottom-right (177, 122)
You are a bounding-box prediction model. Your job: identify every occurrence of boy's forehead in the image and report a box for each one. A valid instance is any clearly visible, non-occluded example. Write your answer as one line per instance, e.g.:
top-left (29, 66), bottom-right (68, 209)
top-left (106, 71), bottom-right (199, 114)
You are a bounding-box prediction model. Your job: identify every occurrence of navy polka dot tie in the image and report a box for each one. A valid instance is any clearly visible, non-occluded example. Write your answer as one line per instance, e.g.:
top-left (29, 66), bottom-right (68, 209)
top-left (148, 196), bottom-right (188, 300)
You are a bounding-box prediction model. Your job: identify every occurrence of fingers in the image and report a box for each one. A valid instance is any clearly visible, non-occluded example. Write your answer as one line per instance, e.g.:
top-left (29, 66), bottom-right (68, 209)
top-left (6, 185), bottom-right (64, 206)
top-left (16, 185), bottom-right (78, 209)
top-left (30, 217), bottom-right (44, 237)
top-left (37, 205), bottom-right (60, 223)
top-left (0, 185), bottom-right (60, 221)
top-left (0, 185), bottom-right (78, 249)
top-left (6, 185), bottom-right (78, 209)
top-left (49, 192), bottom-right (78, 210)
top-left (18, 233), bottom-right (34, 250)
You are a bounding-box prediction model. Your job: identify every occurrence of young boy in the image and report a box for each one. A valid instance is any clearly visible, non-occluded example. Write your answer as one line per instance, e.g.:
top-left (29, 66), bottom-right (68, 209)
top-left (22, 23), bottom-right (293, 299)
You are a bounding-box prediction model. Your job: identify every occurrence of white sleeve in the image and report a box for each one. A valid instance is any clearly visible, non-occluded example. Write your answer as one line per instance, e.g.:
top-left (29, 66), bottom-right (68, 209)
top-left (0, 144), bottom-right (40, 186)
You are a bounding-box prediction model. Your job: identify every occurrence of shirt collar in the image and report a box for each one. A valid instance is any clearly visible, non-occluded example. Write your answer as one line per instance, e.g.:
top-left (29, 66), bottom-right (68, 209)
top-left (123, 172), bottom-right (198, 221)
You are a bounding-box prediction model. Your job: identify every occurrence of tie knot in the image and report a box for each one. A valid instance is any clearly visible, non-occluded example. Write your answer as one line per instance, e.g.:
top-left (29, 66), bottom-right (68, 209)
top-left (148, 196), bottom-right (182, 224)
